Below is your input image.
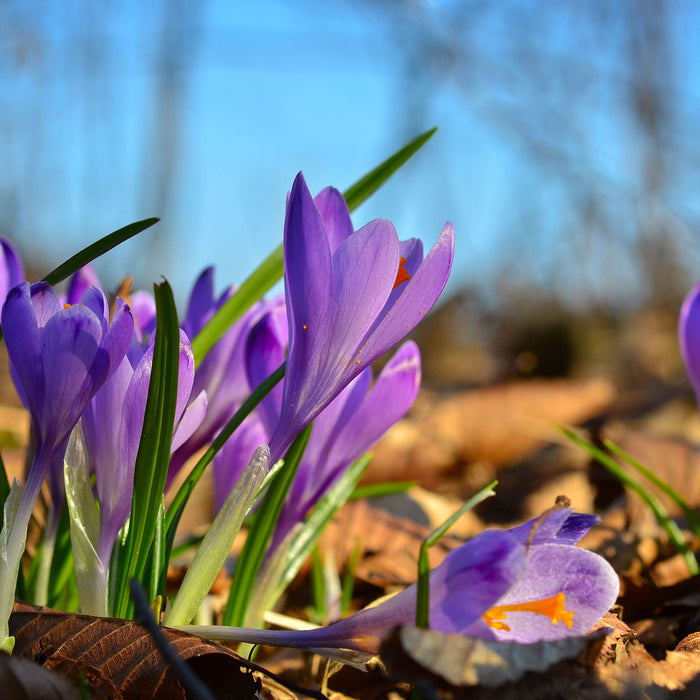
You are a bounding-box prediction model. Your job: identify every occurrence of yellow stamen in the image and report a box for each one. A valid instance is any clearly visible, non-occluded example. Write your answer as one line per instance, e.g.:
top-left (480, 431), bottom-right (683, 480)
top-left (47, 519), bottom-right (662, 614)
top-left (483, 592), bottom-right (574, 632)
top-left (392, 256), bottom-right (411, 290)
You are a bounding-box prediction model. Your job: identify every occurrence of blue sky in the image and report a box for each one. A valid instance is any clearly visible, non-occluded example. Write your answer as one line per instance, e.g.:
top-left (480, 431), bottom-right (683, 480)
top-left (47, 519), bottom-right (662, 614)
top-left (2, 1), bottom-right (699, 310)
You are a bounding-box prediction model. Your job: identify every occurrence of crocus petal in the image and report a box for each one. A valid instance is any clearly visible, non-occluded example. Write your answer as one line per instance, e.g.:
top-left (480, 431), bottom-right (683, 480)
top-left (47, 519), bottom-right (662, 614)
top-left (680, 280), bottom-right (700, 400)
top-left (65, 265), bottom-right (101, 306)
top-left (130, 290), bottom-right (157, 340)
top-left (0, 238), bottom-right (24, 302)
top-left (470, 543), bottom-right (620, 643)
top-left (2, 283), bottom-right (43, 415)
top-left (314, 187), bottom-right (354, 254)
top-left (171, 390), bottom-right (208, 454)
top-left (360, 222), bottom-right (454, 363)
top-left (30, 281), bottom-right (62, 327)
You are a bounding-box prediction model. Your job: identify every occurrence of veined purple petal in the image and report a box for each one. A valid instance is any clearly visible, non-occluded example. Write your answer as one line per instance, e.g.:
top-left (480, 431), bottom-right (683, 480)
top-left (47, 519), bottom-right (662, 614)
top-left (30, 281), bottom-right (62, 327)
top-left (130, 290), bottom-right (156, 341)
top-left (680, 280), bottom-right (700, 400)
top-left (314, 187), bottom-right (354, 254)
top-left (466, 543), bottom-right (620, 643)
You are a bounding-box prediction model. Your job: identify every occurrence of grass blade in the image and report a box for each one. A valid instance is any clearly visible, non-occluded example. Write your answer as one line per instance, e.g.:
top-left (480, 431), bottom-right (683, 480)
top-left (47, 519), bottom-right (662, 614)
top-left (344, 127), bottom-right (438, 211)
top-left (560, 426), bottom-right (698, 576)
top-left (416, 480), bottom-right (498, 628)
top-left (114, 280), bottom-right (180, 618)
top-left (43, 218), bottom-right (159, 287)
top-left (222, 425), bottom-right (312, 628)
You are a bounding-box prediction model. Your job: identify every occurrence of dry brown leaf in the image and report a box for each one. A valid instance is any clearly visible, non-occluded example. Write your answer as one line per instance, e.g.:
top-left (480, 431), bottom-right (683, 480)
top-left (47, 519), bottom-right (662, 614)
top-left (369, 378), bottom-right (615, 489)
top-left (9, 603), bottom-right (262, 699)
top-left (318, 500), bottom-right (460, 587)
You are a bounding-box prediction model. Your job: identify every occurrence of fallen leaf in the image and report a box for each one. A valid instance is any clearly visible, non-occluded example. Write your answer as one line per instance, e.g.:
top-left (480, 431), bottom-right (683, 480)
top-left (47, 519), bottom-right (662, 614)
top-left (0, 650), bottom-right (84, 699)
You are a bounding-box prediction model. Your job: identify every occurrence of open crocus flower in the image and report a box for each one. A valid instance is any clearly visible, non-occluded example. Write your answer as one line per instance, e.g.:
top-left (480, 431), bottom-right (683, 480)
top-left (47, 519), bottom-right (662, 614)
top-left (680, 280), bottom-right (700, 403)
top-left (267, 172), bottom-right (454, 462)
top-left (184, 508), bottom-right (618, 654)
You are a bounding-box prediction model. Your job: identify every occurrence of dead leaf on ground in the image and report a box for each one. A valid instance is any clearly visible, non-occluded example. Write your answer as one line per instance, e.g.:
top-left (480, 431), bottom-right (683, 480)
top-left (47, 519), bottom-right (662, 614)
top-left (369, 378), bottom-right (615, 490)
top-left (9, 602), bottom-right (262, 699)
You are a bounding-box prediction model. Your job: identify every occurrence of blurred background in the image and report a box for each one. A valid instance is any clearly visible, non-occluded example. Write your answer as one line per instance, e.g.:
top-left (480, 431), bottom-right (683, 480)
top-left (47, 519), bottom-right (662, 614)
top-left (2, 0), bottom-right (699, 385)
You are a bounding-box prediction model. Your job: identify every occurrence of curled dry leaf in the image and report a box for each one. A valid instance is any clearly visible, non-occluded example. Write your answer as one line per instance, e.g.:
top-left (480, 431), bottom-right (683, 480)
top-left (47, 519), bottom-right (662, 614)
top-left (9, 602), bottom-right (261, 699)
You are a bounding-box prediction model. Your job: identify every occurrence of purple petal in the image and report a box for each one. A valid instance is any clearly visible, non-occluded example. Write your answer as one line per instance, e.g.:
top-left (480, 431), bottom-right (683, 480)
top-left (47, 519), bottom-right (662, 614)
top-left (30, 281), bottom-right (62, 327)
top-left (361, 222), bottom-right (454, 362)
top-left (476, 543), bottom-right (620, 643)
top-left (680, 279), bottom-right (700, 400)
top-left (100, 298), bottom-right (135, 380)
top-left (41, 305), bottom-right (107, 447)
top-left (314, 187), bottom-right (354, 254)
top-left (130, 290), bottom-right (157, 341)
top-left (172, 389), bottom-right (207, 454)
top-left (212, 415), bottom-right (268, 511)
top-left (2, 283), bottom-right (43, 414)
top-left (65, 265), bottom-right (101, 306)
top-left (0, 238), bottom-right (24, 302)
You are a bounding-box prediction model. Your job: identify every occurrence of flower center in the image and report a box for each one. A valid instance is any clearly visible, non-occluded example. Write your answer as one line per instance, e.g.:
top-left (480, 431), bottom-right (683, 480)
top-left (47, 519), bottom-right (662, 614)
top-left (482, 591), bottom-right (574, 632)
top-left (392, 256), bottom-right (411, 290)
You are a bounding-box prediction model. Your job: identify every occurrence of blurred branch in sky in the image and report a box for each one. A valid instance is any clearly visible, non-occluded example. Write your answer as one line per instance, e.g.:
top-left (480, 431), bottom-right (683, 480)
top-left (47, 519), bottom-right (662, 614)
top-left (363, 0), bottom-right (699, 310)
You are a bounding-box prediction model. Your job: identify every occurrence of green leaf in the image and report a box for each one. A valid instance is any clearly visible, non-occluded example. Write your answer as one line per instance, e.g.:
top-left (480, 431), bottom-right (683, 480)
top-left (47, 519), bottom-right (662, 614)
top-left (416, 480), bottom-right (498, 629)
top-left (114, 280), bottom-right (180, 618)
top-left (43, 218), bottom-right (159, 287)
top-left (191, 246), bottom-right (283, 365)
top-left (560, 426), bottom-right (699, 576)
top-left (603, 439), bottom-right (700, 538)
top-left (64, 424), bottom-right (106, 616)
top-left (190, 127), bottom-right (438, 365)
top-left (349, 480), bottom-right (415, 501)
top-left (0, 452), bottom-right (23, 600)
top-left (165, 446), bottom-right (269, 626)
top-left (222, 426), bottom-right (312, 628)
top-left (343, 127), bottom-right (438, 212)
top-left (245, 454), bottom-right (371, 628)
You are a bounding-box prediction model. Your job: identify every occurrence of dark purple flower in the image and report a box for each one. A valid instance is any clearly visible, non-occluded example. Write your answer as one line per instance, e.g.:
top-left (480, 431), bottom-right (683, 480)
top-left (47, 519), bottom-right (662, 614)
top-left (0, 238), bottom-right (24, 303)
top-left (192, 509), bottom-right (618, 653)
top-left (267, 173), bottom-right (454, 462)
top-left (82, 330), bottom-right (206, 567)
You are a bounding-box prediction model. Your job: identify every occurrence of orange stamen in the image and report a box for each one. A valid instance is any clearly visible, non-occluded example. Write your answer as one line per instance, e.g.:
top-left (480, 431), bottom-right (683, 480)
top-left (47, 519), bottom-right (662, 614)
top-left (392, 256), bottom-right (411, 290)
top-left (63, 303), bottom-right (71, 309)
top-left (483, 592), bottom-right (574, 632)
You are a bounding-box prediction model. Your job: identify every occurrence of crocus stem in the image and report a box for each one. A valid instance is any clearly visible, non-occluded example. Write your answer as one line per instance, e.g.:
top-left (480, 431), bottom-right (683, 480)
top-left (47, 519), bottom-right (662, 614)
top-left (34, 521), bottom-right (57, 606)
top-left (0, 453), bottom-right (50, 647)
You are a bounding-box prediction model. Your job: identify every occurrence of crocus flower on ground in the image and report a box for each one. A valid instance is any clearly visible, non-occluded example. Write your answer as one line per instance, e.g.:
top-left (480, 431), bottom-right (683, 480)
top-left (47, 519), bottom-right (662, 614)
top-left (184, 508), bottom-right (618, 653)
top-left (0, 281), bottom-right (133, 645)
top-left (0, 237), bottom-right (24, 303)
top-left (267, 172), bottom-right (454, 463)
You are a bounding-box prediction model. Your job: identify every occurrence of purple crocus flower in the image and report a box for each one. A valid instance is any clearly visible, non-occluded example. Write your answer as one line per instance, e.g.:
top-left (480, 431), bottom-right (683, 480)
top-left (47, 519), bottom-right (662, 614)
top-left (82, 329), bottom-right (207, 568)
top-left (168, 268), bottom-right (281, 485)
top-left (0, 281), bottom-right (133, 634)
top-left (680, 280), bottom-right (700, 403)
top-left (267, 172), bottom-right (454, 463)
top-left (0, 238), bottom-right (24, 303)
top-left (188, 509), bottom-right (618, 653)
